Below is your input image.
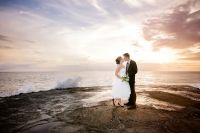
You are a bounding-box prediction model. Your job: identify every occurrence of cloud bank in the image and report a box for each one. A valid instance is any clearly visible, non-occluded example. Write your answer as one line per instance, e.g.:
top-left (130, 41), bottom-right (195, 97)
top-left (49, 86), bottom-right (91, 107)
top-left (0, 0), bottom-right (199, 71)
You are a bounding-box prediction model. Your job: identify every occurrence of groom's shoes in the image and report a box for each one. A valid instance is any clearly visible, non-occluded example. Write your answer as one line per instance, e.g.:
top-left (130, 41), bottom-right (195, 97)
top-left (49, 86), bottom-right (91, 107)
top-left (124, 102), bottom-right (132, 106)
top-left (128, 104), bottom-right (136, 110)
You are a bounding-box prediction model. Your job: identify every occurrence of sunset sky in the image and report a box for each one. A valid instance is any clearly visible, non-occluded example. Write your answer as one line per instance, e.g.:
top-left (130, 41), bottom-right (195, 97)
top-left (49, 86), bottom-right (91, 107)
top-left (0, 0), bottom-right (199, 71)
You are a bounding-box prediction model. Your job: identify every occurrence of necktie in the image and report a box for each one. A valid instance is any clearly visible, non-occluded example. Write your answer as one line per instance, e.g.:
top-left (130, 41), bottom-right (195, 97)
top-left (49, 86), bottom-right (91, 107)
top-left (126, 62), bottom-right (129, 74)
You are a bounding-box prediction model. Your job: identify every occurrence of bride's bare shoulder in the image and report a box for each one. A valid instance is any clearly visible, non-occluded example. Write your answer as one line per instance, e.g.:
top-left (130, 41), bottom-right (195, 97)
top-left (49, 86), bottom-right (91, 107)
top-left (116, 65), bottom-right (122, 69)
top-left (118, 64), bottom-right (126, 70)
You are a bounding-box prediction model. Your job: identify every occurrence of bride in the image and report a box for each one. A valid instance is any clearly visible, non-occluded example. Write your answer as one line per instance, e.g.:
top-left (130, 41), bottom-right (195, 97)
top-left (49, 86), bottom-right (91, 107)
top-left (112, 56), bottom-right (130, 107)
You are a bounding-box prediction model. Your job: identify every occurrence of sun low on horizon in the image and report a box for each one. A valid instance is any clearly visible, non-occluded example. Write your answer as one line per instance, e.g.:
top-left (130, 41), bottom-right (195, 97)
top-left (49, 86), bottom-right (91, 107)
top-left (0, 0), bottom-right (199, 72)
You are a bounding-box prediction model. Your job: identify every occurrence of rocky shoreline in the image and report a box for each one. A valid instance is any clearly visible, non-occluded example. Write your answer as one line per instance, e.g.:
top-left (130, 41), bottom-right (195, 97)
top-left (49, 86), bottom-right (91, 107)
top-left (0, 85), bottom-right (199, 133)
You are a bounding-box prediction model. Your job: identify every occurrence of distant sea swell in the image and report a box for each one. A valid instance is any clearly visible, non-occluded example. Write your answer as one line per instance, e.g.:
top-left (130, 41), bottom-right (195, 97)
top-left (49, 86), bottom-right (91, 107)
top-left (1, 78), bottom-right (199, 98)
top-left (0, 71), bottom-right (199, 97)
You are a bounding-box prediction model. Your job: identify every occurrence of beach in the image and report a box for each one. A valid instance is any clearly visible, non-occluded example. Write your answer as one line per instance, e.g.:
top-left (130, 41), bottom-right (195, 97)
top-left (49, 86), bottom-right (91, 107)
top-left (0, 85), bottom-right (199, 133)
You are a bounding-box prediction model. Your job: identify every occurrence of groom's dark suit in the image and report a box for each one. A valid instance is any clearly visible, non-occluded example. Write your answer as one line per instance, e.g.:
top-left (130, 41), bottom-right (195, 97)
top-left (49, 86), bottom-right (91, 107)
top-left (126, 60), bottom-right (138, 106)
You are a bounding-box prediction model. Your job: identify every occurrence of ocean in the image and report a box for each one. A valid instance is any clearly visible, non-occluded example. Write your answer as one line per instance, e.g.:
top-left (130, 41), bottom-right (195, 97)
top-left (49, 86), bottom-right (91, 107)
top-left (0, 71), bottom-right (200, 97)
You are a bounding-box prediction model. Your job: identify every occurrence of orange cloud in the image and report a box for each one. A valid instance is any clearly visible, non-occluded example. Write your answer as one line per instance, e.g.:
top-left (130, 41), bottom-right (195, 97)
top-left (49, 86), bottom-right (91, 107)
top-left (143, 0), bottom-right (200, 49)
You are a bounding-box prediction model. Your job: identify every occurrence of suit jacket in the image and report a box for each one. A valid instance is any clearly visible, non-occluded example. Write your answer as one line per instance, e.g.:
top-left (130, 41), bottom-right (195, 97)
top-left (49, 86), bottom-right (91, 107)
top-left (127, 60), bottom-right (138, 83)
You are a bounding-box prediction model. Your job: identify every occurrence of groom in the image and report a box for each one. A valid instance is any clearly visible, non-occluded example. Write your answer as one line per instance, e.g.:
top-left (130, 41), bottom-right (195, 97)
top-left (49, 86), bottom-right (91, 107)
top-left (123, 53), bottom-right (138, 109)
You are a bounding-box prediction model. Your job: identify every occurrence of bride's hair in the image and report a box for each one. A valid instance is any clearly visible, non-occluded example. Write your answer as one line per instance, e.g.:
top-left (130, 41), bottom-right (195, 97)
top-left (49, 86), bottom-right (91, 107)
top-left (115, 56), bottom-right (122, 64)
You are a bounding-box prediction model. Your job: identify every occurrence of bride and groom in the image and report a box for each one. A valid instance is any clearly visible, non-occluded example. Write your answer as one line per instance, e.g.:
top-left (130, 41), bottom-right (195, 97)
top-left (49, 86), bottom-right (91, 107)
top-left (112, 53), bottom-right (138, 110)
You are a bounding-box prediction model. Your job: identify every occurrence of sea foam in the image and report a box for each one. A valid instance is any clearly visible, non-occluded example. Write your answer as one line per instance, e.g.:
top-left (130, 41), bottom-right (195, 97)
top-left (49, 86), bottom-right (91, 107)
top-left (191, 83), bottom-right (200, 89)
top-left (55, 77), bottom-right (81, 89)
top-left (0, 77), bottom-right (82, 97)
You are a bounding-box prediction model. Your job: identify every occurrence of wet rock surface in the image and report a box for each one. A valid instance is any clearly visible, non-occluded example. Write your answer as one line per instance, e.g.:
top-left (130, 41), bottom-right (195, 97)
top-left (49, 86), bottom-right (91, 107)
top-left (0, 85), bottom-right (199, 133)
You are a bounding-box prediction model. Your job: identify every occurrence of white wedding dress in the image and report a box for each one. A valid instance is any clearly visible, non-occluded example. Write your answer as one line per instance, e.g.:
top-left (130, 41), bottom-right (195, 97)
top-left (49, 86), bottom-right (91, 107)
top-left (112, 66), bottom-right (131, 99)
